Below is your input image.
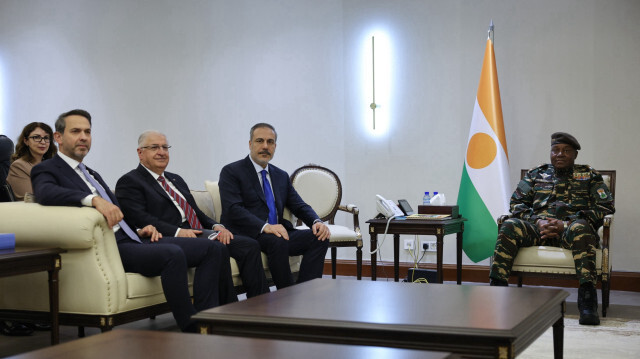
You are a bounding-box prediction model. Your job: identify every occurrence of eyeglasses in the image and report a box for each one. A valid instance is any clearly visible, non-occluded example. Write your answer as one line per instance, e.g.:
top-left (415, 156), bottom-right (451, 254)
top-left (28, 135), bottom-right (51, 143)
top-left (140, 145), bottom-right (171, 151)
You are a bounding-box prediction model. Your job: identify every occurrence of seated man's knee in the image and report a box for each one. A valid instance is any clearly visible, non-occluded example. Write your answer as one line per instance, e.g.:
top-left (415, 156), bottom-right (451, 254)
top-left (500, 218), bottom-right (522, 233)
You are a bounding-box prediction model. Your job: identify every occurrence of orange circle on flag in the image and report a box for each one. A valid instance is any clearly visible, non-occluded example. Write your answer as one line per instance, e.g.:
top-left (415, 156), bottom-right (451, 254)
top-left (466, 133), bottom-right (497, 169)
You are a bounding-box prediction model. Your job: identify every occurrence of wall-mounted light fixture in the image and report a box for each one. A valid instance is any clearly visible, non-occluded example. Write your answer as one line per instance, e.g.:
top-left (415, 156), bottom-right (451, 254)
top-left (362, 29), bottom-right (392, 137)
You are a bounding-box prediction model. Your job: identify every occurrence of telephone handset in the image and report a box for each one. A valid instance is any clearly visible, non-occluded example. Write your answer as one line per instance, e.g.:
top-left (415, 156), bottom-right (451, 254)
top-left (376, 195), bottom-right (404, 218)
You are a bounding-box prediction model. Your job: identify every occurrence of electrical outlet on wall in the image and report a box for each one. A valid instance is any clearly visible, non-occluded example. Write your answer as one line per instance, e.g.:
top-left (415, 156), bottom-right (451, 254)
top-left (420, 240), bottom-right (436, 252)
top-left (403, 239), bottom-right (414, 250)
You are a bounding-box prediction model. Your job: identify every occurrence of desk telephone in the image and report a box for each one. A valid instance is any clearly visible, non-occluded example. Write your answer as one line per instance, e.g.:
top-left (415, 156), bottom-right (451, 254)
top-left (376, 195), bottom-right (405, 218)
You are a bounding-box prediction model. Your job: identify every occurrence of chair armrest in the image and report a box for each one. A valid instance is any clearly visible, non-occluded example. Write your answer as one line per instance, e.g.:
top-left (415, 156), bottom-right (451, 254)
top-left (601, 214), bottom-right (613, 249)
top-left (338, 204), bottom-right (361, 239)
top-left (0, 202), bottom-right (111, 249)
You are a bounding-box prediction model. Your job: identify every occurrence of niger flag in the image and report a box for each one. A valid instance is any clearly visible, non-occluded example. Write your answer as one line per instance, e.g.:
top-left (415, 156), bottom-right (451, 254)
top-left (457, 34), bottom-right (511, 263)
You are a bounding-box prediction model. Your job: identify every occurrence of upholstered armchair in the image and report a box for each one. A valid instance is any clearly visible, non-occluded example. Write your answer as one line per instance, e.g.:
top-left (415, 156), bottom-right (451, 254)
top-left (290, 164), bottom-right (363, 280)
top-left (497, 169), bottom-right (615, 317)
top-left (0, 184), bottom-right (301, 333)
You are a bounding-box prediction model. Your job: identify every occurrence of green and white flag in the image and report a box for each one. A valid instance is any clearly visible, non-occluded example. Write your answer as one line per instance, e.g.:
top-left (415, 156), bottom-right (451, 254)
top-left (457, 28), bottom-right (511, 263)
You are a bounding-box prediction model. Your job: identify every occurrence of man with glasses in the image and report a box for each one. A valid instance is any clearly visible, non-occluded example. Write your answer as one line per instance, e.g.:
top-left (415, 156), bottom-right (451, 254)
top-left (489, 132), bottom-right (615, 325)
top-left (115, 130), bottom-right (268, 298)
top-left (31, 110), bottom-right (236, 332)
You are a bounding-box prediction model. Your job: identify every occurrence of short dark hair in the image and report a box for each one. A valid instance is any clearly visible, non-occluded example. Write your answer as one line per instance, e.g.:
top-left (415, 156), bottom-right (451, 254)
top-left (12, 122), bottom-right (57, 163)
top-left (55, 109), bottom-right (92, 133)
top-left (250, 123), bottom-right (277, 141)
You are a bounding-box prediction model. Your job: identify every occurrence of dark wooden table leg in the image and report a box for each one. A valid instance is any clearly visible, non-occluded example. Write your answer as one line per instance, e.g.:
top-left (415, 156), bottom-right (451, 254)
top-left (370, 232), bottom-right (377, 281)
top-left (436, 233), bottom-right (444, 283)
top-left (553, 306), bottom-right (565, 359)
top-left (456, 229), bottom-right (463, 284)
top-left (394, 234), bottom-right (400, 282)
top-left (48, 255), bottom-right (61, 345)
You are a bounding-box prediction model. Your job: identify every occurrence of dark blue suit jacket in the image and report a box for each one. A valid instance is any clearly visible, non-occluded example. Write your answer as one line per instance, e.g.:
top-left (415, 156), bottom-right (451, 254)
top-left (32, 154), bottom-right (118, 206)
top-left (219, 156), bottom-right (318, 238)
top-left (115, 164), bottom-right (217, 237)
top-left (31, 154), bottom-right (136, 234)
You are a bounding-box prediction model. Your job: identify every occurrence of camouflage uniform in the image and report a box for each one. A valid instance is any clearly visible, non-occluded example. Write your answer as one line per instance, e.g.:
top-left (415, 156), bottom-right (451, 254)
top-left (490, 164), bottom-right (615, 285)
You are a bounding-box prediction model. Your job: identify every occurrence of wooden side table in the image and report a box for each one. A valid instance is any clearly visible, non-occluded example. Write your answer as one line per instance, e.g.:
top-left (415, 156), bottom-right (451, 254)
top-left (366, 217), bottom-right (466, 283)
top-left (0, 247), bottom-right (66, 345)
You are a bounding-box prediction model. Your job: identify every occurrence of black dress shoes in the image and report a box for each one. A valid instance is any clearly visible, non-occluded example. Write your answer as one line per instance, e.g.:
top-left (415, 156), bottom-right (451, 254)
top-left (0, 321), bottom-right (34, 336)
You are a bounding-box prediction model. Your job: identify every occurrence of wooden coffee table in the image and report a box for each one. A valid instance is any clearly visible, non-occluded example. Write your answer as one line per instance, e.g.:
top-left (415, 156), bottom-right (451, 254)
top-left (0, 247), bottom-right (65, 345)
top-left (195, 279), bottom-right (569, 359)
top-left (8, 329), bottom-right (456, 359)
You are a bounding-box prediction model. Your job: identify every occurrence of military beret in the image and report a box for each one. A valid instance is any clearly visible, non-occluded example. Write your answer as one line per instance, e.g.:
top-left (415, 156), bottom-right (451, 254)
top-left (551, 132), bottom-right (581, 151)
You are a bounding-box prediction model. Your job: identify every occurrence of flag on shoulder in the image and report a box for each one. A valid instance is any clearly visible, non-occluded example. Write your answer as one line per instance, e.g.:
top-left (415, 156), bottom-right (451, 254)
top-left (457, 22), bottom-right (511, 263)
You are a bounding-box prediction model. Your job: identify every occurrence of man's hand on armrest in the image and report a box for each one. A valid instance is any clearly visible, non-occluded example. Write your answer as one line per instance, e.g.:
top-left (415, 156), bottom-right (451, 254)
top-left (91, 196), bottom-right (124, 228)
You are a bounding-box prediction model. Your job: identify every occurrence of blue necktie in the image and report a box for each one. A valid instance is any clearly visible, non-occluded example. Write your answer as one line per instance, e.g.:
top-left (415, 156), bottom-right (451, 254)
top-left (78, 163), bottom-right (141, 243)
top-left (261, 169), bottom-right (277, 225)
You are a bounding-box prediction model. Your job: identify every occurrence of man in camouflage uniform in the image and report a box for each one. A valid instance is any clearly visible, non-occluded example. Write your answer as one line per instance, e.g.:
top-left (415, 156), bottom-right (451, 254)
top-left (489, 132), bottom-right (615, 325)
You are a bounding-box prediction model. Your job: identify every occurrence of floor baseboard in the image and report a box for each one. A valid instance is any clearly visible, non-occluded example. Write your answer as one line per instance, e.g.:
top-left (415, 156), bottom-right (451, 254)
top-left (323, 259), bottom-right (640, 292)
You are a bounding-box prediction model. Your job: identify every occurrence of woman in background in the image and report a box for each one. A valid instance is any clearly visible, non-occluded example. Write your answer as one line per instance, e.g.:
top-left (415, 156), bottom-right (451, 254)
top-left (6, 122), bottom-right (57, 201)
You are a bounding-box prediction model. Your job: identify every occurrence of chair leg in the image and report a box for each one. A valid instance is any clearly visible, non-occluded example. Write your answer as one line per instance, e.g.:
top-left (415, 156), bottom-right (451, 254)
top-left (518, 274), bottom-right (523, 287)
top-left (78, 326), bottom-right (85, 337)
top-left (602, 279), bottom-right (610, 317)
top-left (356, 245), bottom-right (363, 280)
top-left (331, 247), bottom-right (337, 279)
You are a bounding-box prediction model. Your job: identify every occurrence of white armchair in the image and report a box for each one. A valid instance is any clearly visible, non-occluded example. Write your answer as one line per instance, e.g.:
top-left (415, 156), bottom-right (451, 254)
top-left (498, 169), bottom-right (615, 317)
top-left (290, 164), bottom-right (363, 280)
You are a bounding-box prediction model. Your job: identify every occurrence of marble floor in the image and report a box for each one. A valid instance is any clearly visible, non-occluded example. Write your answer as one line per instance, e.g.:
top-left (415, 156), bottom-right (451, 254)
top-left (1, 277), bottom-right (639, 358)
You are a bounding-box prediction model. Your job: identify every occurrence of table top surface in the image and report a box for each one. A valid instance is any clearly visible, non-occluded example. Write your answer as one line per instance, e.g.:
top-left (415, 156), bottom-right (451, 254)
top-left (367, 217), bottom-right (467, 225)
top-left (195, 279), bottom-right (568, 338)
top-left (9, 329), bottom-right (456, 359)
top-left (0, 247), bottom-right (65, 261)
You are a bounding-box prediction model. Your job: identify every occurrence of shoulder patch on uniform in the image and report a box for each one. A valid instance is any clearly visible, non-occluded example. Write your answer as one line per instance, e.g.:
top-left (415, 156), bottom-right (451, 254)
top-left (597, 188), bottom-right (607, 199)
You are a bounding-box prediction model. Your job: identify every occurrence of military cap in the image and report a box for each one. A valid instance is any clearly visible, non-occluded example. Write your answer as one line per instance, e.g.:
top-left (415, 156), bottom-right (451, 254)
top-left (551, 132), bottom-right (581, 151)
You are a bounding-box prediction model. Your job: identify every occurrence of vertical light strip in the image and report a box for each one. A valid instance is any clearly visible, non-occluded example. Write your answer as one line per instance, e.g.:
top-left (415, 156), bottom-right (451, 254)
top-left (362, 29), bottom-right (392, 137)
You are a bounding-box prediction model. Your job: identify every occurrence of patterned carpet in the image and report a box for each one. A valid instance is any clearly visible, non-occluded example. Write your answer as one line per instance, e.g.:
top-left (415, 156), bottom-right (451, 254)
top-left (518, 315), bottom-right (640, 358)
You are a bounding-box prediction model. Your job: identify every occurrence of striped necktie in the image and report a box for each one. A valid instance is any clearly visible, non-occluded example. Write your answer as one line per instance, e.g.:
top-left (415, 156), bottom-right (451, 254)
top-left (78, 163), bottom-right (141, 243)
top-left (158, 176), bottom-right (203, 229)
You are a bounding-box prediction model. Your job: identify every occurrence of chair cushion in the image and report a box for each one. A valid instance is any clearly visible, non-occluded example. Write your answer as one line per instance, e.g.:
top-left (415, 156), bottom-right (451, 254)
top-left (296, 224), bottom-right (357, 243)
top-left (512, 246), bottom-right (603, 274)
top-left (191, 190), bottom-right (215, 220)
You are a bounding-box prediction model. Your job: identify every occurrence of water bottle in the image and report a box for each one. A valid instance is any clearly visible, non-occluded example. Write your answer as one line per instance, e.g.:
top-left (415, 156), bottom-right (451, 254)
top-left (423, 192), bottom-right (431, 205)
top-left (432, 192), bottom-right (438, 204)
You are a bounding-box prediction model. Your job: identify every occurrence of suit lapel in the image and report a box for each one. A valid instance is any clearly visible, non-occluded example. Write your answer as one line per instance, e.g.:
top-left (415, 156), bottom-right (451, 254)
top-left (136, 164), bottom-right (172, 202)
top-left (53, 155), bottom-right (92, 193)
top-left (244, 156), bottom-right (267, 205)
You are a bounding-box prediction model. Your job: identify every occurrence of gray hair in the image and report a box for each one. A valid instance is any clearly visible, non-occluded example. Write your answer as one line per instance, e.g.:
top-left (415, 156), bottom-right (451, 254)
top-left (137, 130), bottom-right (166, 148)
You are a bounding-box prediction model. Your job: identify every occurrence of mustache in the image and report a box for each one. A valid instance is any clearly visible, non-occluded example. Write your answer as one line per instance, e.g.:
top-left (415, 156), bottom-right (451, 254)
top-left (259, 150), bottom-right (271, 156)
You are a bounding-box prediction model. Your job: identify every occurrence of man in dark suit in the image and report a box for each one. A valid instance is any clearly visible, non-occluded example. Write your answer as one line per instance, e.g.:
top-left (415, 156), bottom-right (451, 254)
top-left (219, 123), bottom-right (330, 289)
top-left (31, 109), bottom-right (237, 333)
top-left (115, 130), bottom-right (269, 298)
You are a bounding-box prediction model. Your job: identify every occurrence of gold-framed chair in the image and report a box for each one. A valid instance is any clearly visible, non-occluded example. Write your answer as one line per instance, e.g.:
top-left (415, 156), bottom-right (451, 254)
top-left (290, 164), bottom-right (363, 280)
top-left (497, 169), bottom-right (615, 317)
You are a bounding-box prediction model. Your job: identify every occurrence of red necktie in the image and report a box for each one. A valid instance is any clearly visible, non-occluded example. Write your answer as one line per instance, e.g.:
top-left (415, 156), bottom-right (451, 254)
top-left (158, 176), bottom-right (203, 229)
